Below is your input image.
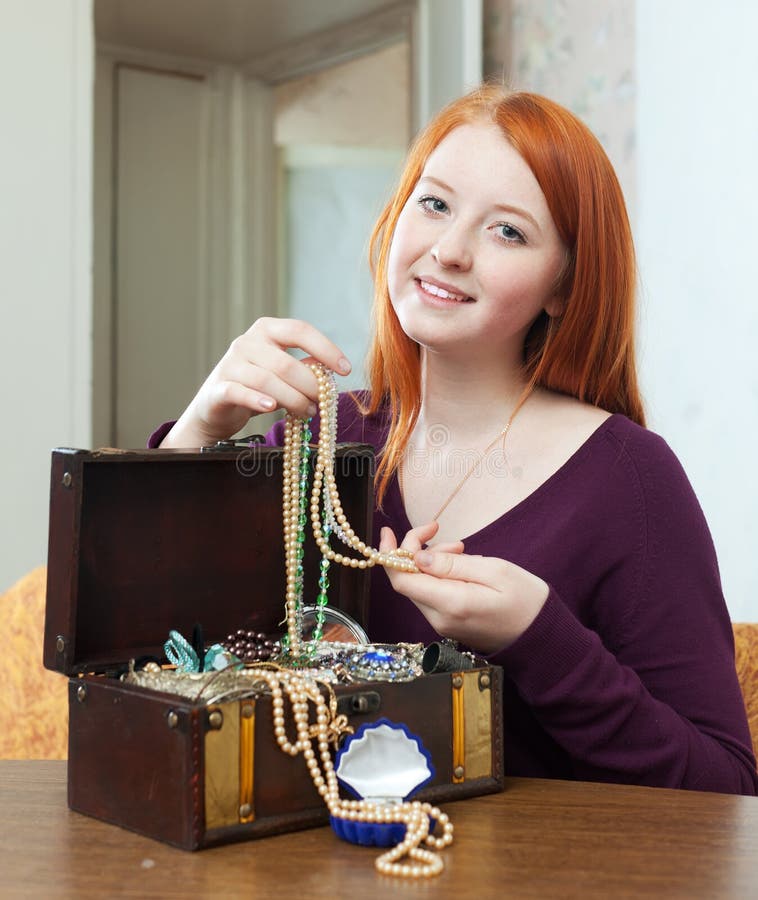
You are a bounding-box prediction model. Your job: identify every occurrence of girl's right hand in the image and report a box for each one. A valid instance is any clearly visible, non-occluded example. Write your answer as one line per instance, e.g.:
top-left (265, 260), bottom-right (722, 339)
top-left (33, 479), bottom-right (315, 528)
top-left (159, 317), bottom-right (351, 448)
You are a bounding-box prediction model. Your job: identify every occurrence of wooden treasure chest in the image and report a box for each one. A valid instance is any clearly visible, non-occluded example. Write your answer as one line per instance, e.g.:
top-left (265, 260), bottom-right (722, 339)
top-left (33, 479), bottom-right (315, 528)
top-left (43, 443), bottom-right (504, 850)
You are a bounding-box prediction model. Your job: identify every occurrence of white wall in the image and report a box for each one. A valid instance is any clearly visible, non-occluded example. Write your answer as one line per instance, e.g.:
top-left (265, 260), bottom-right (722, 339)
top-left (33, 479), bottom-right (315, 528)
top-left (274, 41), bottom-right (410, 148)
top-left (0, 0), bottom-right (93, 590)
top-left (636, 0), bottom-right (758, 620)
top-left (509, 0), bottom-right (636, 220)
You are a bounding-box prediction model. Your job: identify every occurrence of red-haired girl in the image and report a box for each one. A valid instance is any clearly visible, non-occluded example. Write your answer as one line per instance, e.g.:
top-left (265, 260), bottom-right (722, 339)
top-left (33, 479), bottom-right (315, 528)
top-left (154, 86), bottom-right (757, 794)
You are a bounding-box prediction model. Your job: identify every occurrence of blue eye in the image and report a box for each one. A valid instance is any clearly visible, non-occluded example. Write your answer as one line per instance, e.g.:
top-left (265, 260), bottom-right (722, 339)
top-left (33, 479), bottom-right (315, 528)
top-left (495, 223), bottom-right (526, 244)
top-left (418, 195), bottom-right (448, 214)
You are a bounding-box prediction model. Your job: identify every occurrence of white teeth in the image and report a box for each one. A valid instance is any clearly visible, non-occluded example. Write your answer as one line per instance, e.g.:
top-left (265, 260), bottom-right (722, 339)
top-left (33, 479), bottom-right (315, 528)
top-left (419, 280), bottom-right (469, 302)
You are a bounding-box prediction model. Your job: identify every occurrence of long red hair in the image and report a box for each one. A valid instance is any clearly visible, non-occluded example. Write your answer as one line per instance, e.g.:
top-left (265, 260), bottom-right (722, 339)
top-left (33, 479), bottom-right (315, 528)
top-left (363, 85), bottom-right (644, 504)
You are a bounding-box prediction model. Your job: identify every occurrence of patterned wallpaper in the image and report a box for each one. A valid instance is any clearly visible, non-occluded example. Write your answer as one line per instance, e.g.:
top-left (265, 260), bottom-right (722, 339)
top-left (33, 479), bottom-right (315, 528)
top-left (483, 0), bottom-right (636, 218)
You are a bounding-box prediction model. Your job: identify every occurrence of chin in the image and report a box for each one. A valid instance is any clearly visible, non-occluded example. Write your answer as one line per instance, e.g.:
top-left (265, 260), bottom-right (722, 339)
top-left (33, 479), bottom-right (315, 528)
top-left (398, 320), bottom-right (473, 353)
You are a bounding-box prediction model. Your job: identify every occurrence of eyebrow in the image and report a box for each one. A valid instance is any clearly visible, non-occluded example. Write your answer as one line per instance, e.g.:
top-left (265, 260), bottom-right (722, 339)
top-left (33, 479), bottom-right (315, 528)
top-left (418, 175), bottom-right (542, 233)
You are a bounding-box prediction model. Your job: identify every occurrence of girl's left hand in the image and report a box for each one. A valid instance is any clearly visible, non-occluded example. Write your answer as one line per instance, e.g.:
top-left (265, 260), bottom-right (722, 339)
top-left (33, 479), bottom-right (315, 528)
top-left (379, 522), bottom-right (550, 654)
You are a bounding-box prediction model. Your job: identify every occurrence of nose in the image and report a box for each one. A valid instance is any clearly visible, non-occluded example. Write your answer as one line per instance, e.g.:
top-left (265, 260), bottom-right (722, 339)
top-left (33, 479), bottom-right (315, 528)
top-left (430, 223), bottom-right (473, 271)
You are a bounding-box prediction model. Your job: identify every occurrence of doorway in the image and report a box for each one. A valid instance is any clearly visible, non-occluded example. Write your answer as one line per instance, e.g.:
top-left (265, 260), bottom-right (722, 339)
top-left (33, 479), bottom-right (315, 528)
top-left (92, 0), bottom-right (481, 446)
top-left (274, 41), bottom-right (409, 393)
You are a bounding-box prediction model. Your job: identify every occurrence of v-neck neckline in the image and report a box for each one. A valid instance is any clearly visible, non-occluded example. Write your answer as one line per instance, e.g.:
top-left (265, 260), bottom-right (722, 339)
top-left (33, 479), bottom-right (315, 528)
top-left (387, 413), bottom-right (621, 546)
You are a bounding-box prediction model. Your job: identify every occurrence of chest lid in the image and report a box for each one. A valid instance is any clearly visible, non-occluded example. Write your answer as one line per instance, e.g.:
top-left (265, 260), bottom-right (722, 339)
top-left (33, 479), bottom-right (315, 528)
top-left (44, 444), bottom-right (373, 675)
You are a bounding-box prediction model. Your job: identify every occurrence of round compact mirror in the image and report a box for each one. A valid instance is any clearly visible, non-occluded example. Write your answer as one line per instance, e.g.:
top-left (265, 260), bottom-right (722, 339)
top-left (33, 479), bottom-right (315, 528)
top-left (299, 606), bottom-right (369, 645)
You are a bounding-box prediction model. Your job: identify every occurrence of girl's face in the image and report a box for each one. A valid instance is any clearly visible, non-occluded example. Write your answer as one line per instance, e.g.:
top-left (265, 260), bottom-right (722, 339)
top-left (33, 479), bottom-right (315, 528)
top-left (387, 122), bottom-right (566, 358)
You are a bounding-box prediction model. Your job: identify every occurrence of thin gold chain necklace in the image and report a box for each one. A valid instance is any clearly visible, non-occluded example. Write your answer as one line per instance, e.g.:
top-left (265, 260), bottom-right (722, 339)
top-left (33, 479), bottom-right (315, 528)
top-left (399, 405), bottom-right (521, 523)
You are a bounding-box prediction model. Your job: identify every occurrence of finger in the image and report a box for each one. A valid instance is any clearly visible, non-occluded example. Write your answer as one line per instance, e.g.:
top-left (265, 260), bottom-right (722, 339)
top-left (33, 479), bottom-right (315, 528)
top-left (398, 521), bottom-right (440, 553)
top-left (216, 360), bottom-right (316, 416)
top-left (380, 528), bottom-right (462, 557)
top-left (212, 380), bottom-right (279, 416)
top-left (379, 526), bottom-right (398, 553)
top-left (428, 540), bottom-right (465, 555)
top-left (413, 549), bottom-right (498, 586)
top-left (241, 345), bottom-right (321, 412)
top-left (254, 318), bottom-right (352, 376)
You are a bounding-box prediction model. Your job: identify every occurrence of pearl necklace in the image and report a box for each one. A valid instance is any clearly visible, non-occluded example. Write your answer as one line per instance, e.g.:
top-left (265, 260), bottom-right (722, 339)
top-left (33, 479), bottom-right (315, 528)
top-left (258, 664), bottom-right (454, 878)
top-left (399, 400), bottom-right (524, 524)
top-left (283, 364), bottom-right (417, 657)
top-left (279, 366), bottom-right (454, 877)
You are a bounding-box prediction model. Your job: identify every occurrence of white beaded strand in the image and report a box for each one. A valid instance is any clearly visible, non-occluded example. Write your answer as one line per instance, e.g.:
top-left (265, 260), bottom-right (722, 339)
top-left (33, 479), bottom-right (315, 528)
top-left (282, 418), bottom-right (306, 657)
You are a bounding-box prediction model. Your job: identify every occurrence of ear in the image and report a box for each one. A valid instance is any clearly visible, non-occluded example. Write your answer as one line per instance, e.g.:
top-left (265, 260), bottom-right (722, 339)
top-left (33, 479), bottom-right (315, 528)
top-left (544, 295), bottom-right (565, 318)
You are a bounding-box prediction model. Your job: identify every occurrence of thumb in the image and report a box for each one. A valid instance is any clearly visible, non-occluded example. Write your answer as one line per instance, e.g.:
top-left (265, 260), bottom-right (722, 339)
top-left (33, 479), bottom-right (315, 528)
top-left (414, 548), bottom-right (451, 575)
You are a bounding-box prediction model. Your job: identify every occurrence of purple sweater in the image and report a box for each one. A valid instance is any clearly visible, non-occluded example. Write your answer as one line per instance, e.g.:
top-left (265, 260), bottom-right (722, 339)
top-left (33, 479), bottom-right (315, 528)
top-left (150, 396), bottom-right (757, 794)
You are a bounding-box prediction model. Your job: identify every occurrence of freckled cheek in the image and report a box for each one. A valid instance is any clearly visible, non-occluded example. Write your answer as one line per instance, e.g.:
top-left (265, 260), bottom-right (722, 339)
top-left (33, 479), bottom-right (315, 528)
top-left (484, 269), bottom-right (555, 328)
top-left (492, 258), bottom-right (561, 306)
top-left (487, 271), bottom-right (538, 306)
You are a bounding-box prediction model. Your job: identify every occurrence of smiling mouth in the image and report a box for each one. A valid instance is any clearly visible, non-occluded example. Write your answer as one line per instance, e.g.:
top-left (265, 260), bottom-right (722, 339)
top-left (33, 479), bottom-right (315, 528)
top-left (416, 279), bottom-right (474, 303)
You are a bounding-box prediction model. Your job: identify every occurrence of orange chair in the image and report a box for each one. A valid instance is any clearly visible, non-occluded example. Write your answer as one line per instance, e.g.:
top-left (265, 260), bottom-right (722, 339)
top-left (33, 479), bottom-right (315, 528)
top-left (1, 567), bottom-right (67, 759)
top-left (733, 623), bottom-right (758, 760)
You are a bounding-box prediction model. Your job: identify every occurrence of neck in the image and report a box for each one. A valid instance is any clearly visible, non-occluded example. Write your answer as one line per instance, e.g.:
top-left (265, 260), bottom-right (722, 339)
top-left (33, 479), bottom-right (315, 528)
top-left (414, 347), bottom-right (531, 448)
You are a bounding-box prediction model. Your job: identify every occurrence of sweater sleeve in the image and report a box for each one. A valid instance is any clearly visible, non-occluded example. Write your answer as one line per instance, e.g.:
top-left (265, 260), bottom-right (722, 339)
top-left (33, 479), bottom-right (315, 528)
top-left (146, 421), bottom-right (176, 448)
top-left (148, 391), bottom-right (366, 448)
top-left (148, 417), bottom-right (290, 448)
top-left (491, 429), bottom-right (758, 795)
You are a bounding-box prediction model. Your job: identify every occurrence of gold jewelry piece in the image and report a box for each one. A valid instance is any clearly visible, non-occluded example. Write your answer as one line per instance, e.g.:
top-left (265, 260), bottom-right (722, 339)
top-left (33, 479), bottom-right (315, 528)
top-left (399, 401), bottom-right (524, 523)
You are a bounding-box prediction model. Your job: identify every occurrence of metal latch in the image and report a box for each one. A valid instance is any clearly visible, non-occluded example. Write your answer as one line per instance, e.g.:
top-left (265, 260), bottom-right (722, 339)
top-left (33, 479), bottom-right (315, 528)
top-left (336, 691), bottom-right (381, 717)
top-left (201, 434), bottom-right (266, 452)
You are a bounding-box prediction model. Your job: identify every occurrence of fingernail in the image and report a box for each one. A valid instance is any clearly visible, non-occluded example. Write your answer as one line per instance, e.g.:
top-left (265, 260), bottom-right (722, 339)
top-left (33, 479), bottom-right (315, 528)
top-left (415, 550), bottom-right (433, 567)
top-left (260, 396), bottom-right (275, 410)
top-left (337, 357), bottom-right (351, 375)
top-left (307, 403), bottom-right (318, 417)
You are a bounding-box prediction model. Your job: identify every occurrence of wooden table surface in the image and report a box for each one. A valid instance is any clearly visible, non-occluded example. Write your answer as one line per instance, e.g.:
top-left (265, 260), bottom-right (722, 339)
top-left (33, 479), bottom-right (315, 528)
top-left (1, 760), bottom-right (756, 899)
